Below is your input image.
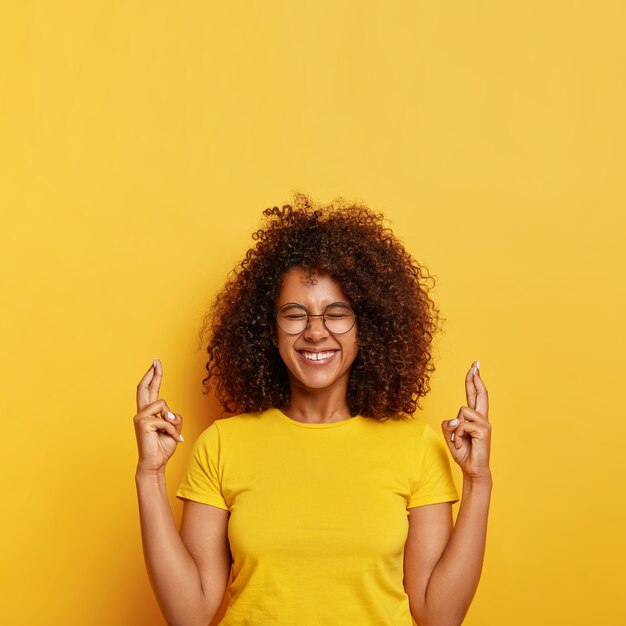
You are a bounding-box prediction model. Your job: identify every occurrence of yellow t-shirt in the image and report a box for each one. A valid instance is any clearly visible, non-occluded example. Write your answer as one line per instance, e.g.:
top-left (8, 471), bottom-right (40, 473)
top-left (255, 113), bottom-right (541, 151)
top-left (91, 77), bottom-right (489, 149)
top-left (176, 408), bottom-right (459, 625)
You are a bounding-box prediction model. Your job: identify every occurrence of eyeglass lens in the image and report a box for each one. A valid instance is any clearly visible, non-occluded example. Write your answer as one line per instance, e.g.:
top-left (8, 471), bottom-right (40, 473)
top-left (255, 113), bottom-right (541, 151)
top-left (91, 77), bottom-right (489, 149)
top-left (276, 303), bottom-right (356, 334)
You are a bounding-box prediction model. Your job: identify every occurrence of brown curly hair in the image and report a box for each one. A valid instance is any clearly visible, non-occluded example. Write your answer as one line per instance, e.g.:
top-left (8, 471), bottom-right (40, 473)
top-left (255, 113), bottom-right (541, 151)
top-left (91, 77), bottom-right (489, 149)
top-left (199, 192), bottom-right (444, 420)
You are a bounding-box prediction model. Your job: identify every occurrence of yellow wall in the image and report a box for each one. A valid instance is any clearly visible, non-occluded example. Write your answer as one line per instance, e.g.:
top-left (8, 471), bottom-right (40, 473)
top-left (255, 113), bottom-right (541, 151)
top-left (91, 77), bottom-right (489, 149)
top-left (2, 2), bottom-right (624, 625)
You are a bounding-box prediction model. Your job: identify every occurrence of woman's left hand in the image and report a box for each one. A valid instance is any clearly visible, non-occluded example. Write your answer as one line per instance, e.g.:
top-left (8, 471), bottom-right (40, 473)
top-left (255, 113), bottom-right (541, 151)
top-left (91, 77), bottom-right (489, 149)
top-left (441, 361), bottom-right (492, 481)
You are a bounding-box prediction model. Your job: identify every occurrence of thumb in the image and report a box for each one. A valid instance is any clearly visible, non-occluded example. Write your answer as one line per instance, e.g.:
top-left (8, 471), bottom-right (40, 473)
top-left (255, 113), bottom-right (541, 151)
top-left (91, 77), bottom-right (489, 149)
top-left (441, 418), bottom-right (459, 447)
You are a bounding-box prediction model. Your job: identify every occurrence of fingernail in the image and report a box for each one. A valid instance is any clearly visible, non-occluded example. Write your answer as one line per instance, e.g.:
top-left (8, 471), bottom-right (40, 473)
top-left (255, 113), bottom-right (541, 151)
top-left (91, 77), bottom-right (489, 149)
top-left (476, 360), bottom-right (480, 370)
top-left (449, 418), bottom-right (459, 426)
top-left (153, 358), bottom-right (159, 368)
top-left (166, 411), bottom-right (176, 420)
top-left (179, 434), bottom-right (184, 442)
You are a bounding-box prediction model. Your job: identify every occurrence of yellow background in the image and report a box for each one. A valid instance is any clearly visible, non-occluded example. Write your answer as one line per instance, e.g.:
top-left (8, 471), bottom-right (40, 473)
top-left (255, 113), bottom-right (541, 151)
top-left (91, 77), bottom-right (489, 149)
top-left (2, 2), bottom-right (624, 625)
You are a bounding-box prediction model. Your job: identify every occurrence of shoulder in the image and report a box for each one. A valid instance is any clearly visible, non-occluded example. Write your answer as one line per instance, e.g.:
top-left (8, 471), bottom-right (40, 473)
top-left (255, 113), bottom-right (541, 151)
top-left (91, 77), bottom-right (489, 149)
top-left (359, 414), bottom-right (429, 436)
top-left (211, 410), bottom-right (268, 432)
top-left (355, 415), bottom-right (433, 452)
top-left (193, 410), bottom-right (272, 443)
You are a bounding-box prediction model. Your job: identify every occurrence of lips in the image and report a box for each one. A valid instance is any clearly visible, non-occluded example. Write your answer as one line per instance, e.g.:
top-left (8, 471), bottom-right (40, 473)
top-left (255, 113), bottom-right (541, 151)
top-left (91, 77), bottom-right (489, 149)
top-left (296, 349), bottom-right (339, 365)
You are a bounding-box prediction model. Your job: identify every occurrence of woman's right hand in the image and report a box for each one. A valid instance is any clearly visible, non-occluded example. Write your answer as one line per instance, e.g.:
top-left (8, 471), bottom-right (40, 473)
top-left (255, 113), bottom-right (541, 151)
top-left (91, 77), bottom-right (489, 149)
top-left (134, 358), bottom-right (184, 475)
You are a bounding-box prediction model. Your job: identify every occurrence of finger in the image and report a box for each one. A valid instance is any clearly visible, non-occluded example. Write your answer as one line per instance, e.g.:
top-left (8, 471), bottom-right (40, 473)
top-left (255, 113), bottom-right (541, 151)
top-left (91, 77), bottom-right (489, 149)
top-left (442, 417), bottom-right (459, 444)
top-left (450, 421), bottom-right (469, 449)
top-left (136, 360), bottom-right (158, 412)
top-left (166, 410), bottom-right (183, 426)
top-left (145, 416), bottom-right (184, 443)
top-left (473, 364), bottom-right (489, 418)
top-left (451, 420), bottom-right (489, 449)
top-left (465, 362), bottom-right (478, 410)
top-left (135, 398), bottom-right (172, 421)
top-left (442, 413), bottom-right (483, 447)
top-left (139, 402), bottom-right (183, 439)
top-left (164, 411), bottom-right (184, 434)
top-left (457, 406), bottom-right (489, 423)
top-left (149, 358), bottom-right (163, 405)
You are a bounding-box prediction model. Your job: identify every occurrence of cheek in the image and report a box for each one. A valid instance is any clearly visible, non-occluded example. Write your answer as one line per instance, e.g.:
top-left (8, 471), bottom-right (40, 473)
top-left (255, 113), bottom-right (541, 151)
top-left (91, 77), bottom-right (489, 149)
top-left (276, 339), bottom-right (294, 363)
top-left (344, 336), bottom-right (359, 360)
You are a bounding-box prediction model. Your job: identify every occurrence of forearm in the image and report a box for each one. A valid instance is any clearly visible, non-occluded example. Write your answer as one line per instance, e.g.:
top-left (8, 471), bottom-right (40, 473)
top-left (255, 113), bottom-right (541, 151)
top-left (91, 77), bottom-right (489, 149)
top-left (135, 469), bottom-right (210, 626)
top-left (421, 476), bottom-right (493, 626)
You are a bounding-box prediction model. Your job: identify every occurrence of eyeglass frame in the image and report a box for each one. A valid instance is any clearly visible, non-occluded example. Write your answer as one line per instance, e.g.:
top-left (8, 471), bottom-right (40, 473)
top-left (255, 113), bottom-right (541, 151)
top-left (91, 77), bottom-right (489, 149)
top-left (274, 301), bottom-right (357, 335)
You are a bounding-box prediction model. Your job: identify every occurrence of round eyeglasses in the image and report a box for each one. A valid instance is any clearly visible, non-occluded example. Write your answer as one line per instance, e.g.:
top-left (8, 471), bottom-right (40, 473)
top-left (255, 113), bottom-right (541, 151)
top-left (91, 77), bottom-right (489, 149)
top-left (275, 302), bottom-right (357, 335)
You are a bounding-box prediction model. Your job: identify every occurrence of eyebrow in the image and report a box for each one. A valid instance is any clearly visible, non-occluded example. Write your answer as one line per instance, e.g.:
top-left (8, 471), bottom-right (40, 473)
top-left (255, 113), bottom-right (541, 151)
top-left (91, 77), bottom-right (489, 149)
top-left (278, 301), bottom-right (352, 311)
top-left (278, 303), bottom-right (306, 312)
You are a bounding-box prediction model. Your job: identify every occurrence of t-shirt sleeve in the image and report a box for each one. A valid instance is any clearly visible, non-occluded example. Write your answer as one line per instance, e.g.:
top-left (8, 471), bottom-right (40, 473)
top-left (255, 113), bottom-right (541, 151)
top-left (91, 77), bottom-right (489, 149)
top-left (175, 421), bottom-right (230, 510)
top-left (408, 422), bottom-right (460, 508)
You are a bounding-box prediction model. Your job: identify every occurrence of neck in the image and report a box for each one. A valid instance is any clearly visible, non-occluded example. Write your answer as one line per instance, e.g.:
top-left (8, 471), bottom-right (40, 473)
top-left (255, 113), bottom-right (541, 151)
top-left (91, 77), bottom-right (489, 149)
top-left (281, 380), bottom-right (352, 424)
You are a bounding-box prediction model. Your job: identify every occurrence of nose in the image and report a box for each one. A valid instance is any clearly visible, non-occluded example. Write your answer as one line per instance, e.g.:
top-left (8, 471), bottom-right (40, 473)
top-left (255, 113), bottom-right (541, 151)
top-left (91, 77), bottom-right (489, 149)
top-left (303, 314), bottom-right (328, 340)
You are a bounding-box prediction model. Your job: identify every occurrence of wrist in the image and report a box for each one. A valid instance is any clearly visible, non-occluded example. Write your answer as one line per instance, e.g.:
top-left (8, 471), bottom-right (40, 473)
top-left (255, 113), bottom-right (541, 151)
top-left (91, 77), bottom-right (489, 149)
top-left (135, 465), bottom-right (166, 481)
top-left (462, 471), bottom-right (493, 488)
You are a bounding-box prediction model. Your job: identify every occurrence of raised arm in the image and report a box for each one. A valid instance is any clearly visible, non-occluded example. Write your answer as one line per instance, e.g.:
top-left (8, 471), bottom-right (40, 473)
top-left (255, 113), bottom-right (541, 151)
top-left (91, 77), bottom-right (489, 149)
top-left (134, 359), bottom-right (231, 626)
top-left (405, 361), bottom-right (492, 626)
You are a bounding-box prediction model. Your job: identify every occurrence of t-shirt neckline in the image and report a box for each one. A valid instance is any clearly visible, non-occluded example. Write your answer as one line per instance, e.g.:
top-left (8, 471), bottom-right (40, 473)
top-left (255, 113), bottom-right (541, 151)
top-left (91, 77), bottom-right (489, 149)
top-left (271, 407), bottom-right (361, 429)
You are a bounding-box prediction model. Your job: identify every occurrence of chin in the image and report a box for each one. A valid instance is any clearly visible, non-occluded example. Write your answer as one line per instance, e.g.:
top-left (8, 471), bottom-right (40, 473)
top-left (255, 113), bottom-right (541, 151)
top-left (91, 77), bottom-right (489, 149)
top-left (288, 369), bottom-right (349, 392)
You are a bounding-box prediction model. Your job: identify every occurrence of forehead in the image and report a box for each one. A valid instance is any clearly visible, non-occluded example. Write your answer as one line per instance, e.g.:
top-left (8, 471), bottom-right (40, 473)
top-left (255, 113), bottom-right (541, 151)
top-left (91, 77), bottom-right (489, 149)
top-left (276, 267), bottom-right (350, 306)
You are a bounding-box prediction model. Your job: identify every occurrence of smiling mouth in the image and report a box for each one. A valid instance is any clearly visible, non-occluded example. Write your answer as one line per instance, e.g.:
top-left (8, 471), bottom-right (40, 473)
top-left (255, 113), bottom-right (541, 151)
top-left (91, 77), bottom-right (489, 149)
top-left (297, 350), bottom-right (339, 364)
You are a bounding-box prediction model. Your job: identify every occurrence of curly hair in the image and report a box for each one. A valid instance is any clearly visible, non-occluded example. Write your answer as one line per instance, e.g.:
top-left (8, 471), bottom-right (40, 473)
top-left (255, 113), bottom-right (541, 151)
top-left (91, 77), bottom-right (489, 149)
top-left (199, 192), bottom-right (445, 420)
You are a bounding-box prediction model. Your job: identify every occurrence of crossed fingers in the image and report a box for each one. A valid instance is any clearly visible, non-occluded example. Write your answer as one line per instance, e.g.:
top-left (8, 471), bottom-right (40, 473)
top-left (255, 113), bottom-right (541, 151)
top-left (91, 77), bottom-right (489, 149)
top-left (450, 361), bottom-right (489, 445)
top-left (137, 358), bottom-right (163, 413)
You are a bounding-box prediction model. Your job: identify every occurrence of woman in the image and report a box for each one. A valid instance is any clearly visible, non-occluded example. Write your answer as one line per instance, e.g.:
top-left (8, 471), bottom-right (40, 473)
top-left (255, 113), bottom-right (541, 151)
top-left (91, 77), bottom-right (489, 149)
top-left (134, 193), bottom-right (492, 626)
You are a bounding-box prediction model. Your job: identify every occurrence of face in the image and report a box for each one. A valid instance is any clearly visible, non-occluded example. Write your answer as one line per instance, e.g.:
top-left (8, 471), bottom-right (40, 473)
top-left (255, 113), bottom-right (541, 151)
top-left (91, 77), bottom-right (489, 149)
top-left (273, 267), bottom-right (359, 393)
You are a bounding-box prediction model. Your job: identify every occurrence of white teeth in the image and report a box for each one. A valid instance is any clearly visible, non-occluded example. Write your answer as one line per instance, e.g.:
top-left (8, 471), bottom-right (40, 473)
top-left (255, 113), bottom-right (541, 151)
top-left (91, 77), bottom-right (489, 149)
top-left (301, 351), bottom-right (336, 361)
